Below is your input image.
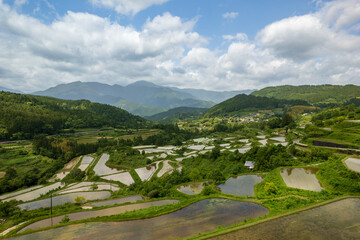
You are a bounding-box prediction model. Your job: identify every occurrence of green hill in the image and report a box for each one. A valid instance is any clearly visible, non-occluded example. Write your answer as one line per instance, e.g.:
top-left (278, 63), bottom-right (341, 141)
top-left (205, 94), bottom-right (309, 117)
top-left (0, 91), bottom-right (147, 140)
top-left (251, 84), bottom-right (360, 104)
top-left (146, 107), bottom-right (208, 123)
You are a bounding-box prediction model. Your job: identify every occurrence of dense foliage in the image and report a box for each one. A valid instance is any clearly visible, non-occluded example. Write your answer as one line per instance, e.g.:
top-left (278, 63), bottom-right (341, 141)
top-left (0, 91), bottom-right (147, 140)
top-left (205, 94), bottom-right (309, 117)
top-left (145, 107), bottom-right (208, 123)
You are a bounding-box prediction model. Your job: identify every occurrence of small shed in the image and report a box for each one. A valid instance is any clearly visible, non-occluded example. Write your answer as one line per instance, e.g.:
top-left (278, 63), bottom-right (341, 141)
top-left (244, 161), bottom-right (255, 170)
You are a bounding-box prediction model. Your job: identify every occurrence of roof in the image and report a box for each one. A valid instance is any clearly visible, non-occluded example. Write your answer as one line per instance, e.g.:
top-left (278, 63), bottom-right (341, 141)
top-left (244, 161), bottom-right (255, 169)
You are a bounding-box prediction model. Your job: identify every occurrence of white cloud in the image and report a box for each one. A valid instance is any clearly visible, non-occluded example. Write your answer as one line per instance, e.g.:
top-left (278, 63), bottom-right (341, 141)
top-left (222, 33), bottom-right (248, 41)
top-left (89, 0), bottom-right (168, 15)
top-left (223, 11), bottom-right (238, 19)
top-left (0, 0), bottom-right (359, 93)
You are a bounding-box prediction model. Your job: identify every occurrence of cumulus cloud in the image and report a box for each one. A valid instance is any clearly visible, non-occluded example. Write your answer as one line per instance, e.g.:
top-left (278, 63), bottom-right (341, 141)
top-left (0, 0), bottom-right (359, 92)
top-left (89, 0), bottom-right (168, 15)
top-left (222, 11), bottom-right (238, 19)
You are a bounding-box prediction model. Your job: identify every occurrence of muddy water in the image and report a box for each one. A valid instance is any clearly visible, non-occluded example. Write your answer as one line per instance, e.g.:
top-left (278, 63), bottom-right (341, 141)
top-left (344, 157), bottom-right (360, 172)
top-left (280, 167), bottom-right (324, 192)
top-left (91, 195), bottom-right (144, 207)
top-left (14, 199), bottom-right (268, 240)
top-left (213, 198), bottom-right (360, 240)
top-left (217, 175), bottom-right (263, 196)
top-left (177, 182), bottom-right (206, 195)
top-left (18, 191), bottom-right (111, 210)
top-left (19, 199), bottom-right (179, 233)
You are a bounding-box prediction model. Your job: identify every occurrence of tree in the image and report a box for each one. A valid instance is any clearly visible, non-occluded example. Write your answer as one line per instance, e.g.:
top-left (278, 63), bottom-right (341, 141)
top-left (189, 168), bottom-right (201, 181)
top-left (264, 182), bottom-right (278, 194)
top-left (60, 215), bottom-right (70, 223)
top-left (74, 196), bottom-right (86, 205)
top-left (91, 183), bottom-right (98, 191)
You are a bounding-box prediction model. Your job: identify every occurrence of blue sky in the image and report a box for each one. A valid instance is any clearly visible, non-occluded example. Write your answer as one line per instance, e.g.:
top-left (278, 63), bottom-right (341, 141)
top-left (0, 0), bottom-right (359, 92)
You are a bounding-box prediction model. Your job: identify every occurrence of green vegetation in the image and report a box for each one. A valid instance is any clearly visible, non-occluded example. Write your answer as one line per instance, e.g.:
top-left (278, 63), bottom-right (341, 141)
top-left (0, 91), bottom-right (147, 140)
top-left (205, 94), bottom-right (309, 117)
top-left (145, 107), bottom-right (208, 123)
top-left (251, 84), bottom-right (360, 105)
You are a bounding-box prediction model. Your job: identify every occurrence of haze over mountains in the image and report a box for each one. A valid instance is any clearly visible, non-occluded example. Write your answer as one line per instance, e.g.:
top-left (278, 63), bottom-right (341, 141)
top-left (32, 81), bottom-right (253, 116)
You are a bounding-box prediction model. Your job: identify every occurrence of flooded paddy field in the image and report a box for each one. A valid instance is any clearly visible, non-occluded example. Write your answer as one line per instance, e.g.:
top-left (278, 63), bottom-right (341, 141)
top-left (93, 154), bottom-right (121, 176)
top-left (177, 182), bottom-right (207, 195)
top-left (101, 172), bottom-right (134, 186)
top-left (78, 156), bottom-right (94, 171)
top-left (58, 182), bottom-right (119, 194)
top-left (213, 198), bottom-right (360, 240)
top-left (91, 195), bottom-right (144, 207)
top-left (15, 198), bottom-right (268, 240)
top-left (18, 191), bottom-right (111, 210)
top-left (157, 160), bottom-right (174, 177)
top-left (4, 182), bottom-right (63, 202)
top-left (19, 199), bottom-right (179, 232)
top-left (217, 175), bottom-right (263, 196)
top-left (135, 164), bottom-right (157, 181)
top-left (280, 167), bottom-right (324, 192)
top-left (344, 157), bottom-right (360, 172)
top-left (0, 185), bottom-right (44, 200)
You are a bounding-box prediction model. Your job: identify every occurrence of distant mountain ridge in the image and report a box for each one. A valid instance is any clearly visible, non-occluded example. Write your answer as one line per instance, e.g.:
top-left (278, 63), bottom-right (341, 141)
top-left (0, 86), bottom-right (23, 94)
top-left (33, 81), bottom-right (251, 116)
top-left (251, 84), bottom-right (360, 104)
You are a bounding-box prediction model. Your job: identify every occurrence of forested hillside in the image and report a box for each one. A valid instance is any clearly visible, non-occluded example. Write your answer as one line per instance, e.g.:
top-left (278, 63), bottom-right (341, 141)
top-left (146, 107), bottom-right (208, 123)
top-left (251, 84), bottom-right (360, 104)
top-left (0, 92), bottom-right (147, 140)
top-left (205, 94), bottom-right (309, 117)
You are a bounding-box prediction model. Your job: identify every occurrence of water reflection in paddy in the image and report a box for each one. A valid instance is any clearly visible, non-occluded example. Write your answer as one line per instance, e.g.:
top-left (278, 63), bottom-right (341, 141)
top-left (213, 198), bottom-right (360, 240)
top-left (217, 175), bottom-right (263, 196)
top-left (280, 167), bottom-right (324, 192)
top-left (177, 182), bottom-right (206, 195)
top-left (14, 198), bottom-right (269, 240)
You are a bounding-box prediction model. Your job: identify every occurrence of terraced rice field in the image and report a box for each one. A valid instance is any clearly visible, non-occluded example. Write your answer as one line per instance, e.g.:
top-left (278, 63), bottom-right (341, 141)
top-left (18, 191), bottom-right (111, 210)
top-left (270, 136), bottom-right (286, 142)
top-left (213, 198), bottom-right (360, 240)
top-left (135, 164), bottom-right (157, 181)
top-left (19, 199), bottom-right (179, 232)
top-left (280, 167), bottom-right (324, 192)
top-left (3, 182), bottom-right (63, 202)
top-left (93, 154), bottom-right (121, 176)
top-left (177, 182), bottom-right (206, 195)
top-left (58, 182), bottom-right (120, 194)
top-left (15, 199), bottom-right (268, 240)
top-left (0, 185), bottom-right (44, 200)
top-left (91, 195), bottom-right (144, 207)
top-left (101, 172), bottom-right (134, 186)
top-left (188, 145), bottom-right (206, 150)
top-left (157, 160), bottom-right (174, 177)
top-left (78, 156), bottom-right (94, 171)
top-left (344, 157), bottom-right (360, 172)
top-left (217, 175), bottom-right (263, 196)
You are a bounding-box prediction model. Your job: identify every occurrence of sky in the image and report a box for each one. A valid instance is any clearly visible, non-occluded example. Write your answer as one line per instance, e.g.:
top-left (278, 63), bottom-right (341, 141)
top-left (0, 0), bottom-right (359, 92)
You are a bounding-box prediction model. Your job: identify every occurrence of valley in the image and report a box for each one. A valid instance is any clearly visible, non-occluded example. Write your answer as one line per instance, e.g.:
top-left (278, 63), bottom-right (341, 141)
top-left (0, 85), bottom-right (359, 240)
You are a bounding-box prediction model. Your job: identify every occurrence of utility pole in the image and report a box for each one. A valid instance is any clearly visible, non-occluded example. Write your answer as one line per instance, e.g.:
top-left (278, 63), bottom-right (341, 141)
top-left (50, 192), bottom-right (53, 226)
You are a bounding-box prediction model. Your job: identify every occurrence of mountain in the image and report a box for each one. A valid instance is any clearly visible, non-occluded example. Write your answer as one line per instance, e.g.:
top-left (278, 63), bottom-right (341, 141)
top-left (0, 86), bottom-right (23, 93)
top-left (33, 81), bottom-right (215, 116)
top-left (251, 84), bottom-right (360, 104)
top-left (205, 94), bottom-right (309, 117)
top-left (145, 107), bottom-right (208, 123)
top-left (170, 87), bottom-right (255, 103)
top-left (0, 91), bottom-right (147, 140)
